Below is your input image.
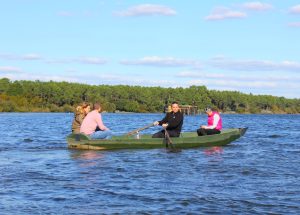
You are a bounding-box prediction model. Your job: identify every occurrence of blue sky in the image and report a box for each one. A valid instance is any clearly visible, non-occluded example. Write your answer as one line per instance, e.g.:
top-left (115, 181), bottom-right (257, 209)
top-left (1, 0), bottom-right (300, 98)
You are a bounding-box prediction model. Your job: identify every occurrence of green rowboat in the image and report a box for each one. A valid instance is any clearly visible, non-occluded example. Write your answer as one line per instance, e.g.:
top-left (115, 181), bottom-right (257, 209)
top-left (66, 128), bottom-right (247, 151)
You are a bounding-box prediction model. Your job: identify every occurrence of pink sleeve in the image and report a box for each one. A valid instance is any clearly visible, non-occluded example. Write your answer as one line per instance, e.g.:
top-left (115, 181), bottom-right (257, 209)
top-left (95, 113), bottom-right (107, 130)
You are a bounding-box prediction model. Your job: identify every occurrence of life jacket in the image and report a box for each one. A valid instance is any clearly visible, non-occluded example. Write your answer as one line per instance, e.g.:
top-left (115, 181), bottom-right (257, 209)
top-left (207, 111), bottom-right (222, 130)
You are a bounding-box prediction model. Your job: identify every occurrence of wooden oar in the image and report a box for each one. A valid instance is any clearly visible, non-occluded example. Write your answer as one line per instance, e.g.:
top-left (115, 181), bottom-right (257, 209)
top-left (127, 123), bottom-right (154, 136)
top-left (163, 128), bottom-right (181, 153)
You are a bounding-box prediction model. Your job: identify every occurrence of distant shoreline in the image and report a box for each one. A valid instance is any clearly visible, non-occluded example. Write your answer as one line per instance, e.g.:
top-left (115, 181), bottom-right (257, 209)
top-left (1, 78), bottom-right (299, 114)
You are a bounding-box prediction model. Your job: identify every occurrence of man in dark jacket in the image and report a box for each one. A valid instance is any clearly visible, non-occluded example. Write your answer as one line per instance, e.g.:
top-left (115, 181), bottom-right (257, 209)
top-left (152, 101), bottom-right (184, 138)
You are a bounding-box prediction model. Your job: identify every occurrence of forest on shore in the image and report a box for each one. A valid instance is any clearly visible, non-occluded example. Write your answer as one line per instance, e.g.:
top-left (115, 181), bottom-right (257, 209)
top-left (0, 77), bottom-right (299, 114)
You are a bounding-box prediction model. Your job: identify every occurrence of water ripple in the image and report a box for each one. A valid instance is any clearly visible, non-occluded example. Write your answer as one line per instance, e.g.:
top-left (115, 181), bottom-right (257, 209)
top-left (0, 113), bottom-right (300, 214)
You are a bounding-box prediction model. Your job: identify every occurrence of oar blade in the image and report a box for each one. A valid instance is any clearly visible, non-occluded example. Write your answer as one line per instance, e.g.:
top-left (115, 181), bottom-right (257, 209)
top-left (163, 128), bottom-right (181, 153)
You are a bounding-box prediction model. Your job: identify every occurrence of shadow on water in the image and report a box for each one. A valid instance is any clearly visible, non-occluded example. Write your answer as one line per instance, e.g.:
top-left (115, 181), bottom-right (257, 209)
top-left (267, 134), bottom-right (284, 138)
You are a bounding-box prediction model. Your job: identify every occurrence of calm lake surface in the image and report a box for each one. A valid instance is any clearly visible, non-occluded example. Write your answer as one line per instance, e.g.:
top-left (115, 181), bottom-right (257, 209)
top-left (0, 113), bottom-right (299, 214)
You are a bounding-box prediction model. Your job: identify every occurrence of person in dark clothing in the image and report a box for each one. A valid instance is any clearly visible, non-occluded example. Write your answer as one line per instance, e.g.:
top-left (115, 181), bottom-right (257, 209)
top-left (152, 102), bottom-right (184, 138)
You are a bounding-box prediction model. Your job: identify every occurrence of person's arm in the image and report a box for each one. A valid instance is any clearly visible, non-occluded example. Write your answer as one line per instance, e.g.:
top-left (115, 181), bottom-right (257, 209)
top-left (156, 113), bottom-right (169, 126)
top-left (206, 114), bottom-right (220, 129)
top-left (95, 113), bottom-right (108, 130)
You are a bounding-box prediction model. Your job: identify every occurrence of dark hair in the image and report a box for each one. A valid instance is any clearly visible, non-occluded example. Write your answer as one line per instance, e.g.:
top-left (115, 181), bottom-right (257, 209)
top-left (204, 107), bottom-right (212, 112)
top-left (171, 101), bottom-right (179, 105)
top-left (93, 103), bottom-right (101, 110)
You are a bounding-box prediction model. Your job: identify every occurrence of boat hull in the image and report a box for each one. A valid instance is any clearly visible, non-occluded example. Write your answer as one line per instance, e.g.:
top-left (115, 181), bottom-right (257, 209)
top-left (67, 128), bottom-right (247, 151)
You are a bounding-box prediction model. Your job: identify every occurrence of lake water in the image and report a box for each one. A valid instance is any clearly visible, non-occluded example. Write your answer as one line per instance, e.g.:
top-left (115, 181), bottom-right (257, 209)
top-left (0, 113), bottom-right (299, 214)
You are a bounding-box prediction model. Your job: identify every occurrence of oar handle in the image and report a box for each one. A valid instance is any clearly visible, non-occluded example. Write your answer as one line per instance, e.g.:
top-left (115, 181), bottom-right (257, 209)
top-left (127, 123), bottom-right (155, 136)
top-left (163, 127), bottom-right (173, 146)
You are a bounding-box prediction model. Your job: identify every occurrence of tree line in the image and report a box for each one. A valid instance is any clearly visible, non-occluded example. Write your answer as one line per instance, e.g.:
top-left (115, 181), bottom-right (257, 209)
top-left (0, 77), bottom-right (299, 114)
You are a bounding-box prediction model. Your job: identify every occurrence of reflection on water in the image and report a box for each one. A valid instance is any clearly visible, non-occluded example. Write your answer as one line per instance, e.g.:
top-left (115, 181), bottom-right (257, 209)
top-left (70, 151), bottom-right (106, 168)
top-left (0, 113), bottom-right (300, 214)
top-left (71, 150), bottom-right (105, 160)
top-left (204, 146), bottom-right (224, 156)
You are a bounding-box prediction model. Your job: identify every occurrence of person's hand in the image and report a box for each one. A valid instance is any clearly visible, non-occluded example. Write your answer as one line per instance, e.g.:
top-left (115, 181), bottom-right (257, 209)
top-left (201, 125), bottom-right (206, 129)
top-left (153, 121), bottom-right (159, 126)
top-left (162, 123), bottom-right (168, 128)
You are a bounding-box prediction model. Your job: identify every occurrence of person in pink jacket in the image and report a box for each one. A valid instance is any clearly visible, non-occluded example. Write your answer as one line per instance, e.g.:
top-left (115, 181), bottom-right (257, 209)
top-left (197, 107), bottom-right (222, 136)
top-left (80, 103), bottom-right (112, 139)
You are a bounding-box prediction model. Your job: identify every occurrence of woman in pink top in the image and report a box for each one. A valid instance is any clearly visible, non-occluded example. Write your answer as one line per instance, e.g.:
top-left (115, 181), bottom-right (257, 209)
top-left (80, 103), bottom-right (112, 139)
top-left (197, 107), bottom-right (222, 136)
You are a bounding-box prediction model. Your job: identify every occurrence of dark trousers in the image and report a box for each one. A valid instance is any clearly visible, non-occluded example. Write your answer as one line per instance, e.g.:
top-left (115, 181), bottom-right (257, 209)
top-left (197, 128), bottom-right (221, 136)
top-left (152, 130), bottom-right (180, 138)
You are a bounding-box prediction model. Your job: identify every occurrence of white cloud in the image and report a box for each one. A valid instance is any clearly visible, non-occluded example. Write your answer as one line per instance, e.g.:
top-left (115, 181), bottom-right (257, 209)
top-left (174, 67), bottom-right (300, 98)
top-left (0, 66), bottom-right (22, 73)
top-left (0, 53), bottom-right (42, 61)
top-left (288, 22), bottom-right (300, 27)
top-left (289, 5), bottom-right (300, 14)
top-left (46, 57), bottom-right (107, 65)
top-left (0, 53), bottom-right (107, 65)
top-left (77, 57), bottom-right (107, 65)
top-left (210, 58), bottom-right (300, 72)
top-left (22, 53), bottom-right (42, 60)
top-left (242, 2), bottom-right (273, 11)
top-left (2, 73), bottom-right (80, 83)
top-left (177, 70), bottom-right (300, 82)
top-left (205, 7), bottom-right (247, 21)
top-left (120, 56), bottom-right (199, 67)
top-left (115, 4), bottom-right (176, 17)
top-left (0, 54), bottom-right (16, 60)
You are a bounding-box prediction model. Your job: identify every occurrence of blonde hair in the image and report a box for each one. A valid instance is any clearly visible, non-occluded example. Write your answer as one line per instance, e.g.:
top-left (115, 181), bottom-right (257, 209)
top-left (75, 102), bottom-right (90, 114)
